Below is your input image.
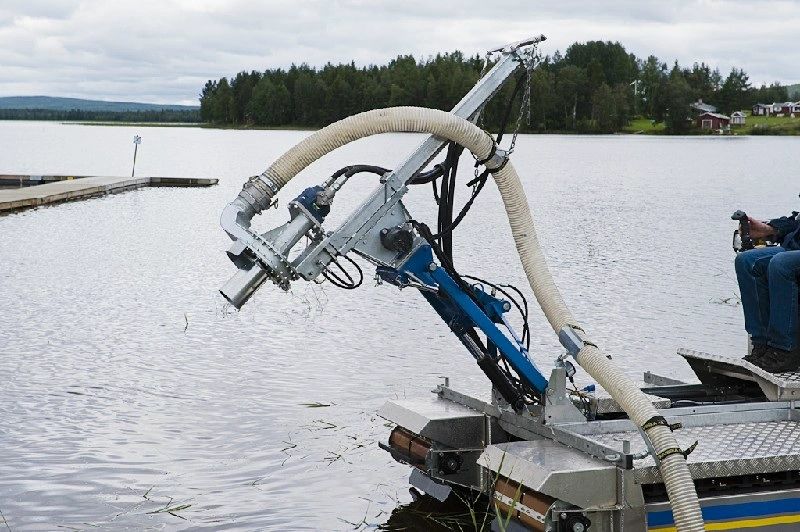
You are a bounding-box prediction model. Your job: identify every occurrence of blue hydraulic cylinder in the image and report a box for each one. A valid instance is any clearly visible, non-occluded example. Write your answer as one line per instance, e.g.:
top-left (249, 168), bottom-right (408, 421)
top-left (377, 246), bottom-right (548, 394)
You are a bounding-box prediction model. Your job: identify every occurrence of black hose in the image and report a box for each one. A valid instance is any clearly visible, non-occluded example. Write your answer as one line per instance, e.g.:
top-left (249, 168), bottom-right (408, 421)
top-left (322, 255), bottom-right (363, 290)
top-left (462, 274), bottom-right (531, 352)
top-left (407, 164), bottom-right (445, 185)
top-left (329, 163), bottom-right (445, 185)
top-left (330, 164), bottom-right (390, 181)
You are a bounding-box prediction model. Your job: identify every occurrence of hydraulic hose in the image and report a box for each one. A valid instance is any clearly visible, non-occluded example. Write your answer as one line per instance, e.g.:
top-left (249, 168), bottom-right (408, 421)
top-left (232, 107), bottom-right (704, 531)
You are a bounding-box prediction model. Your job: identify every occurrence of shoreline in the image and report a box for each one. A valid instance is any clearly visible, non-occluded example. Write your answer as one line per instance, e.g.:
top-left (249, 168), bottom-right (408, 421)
top-left (1, 119), bottom-right (797, 135)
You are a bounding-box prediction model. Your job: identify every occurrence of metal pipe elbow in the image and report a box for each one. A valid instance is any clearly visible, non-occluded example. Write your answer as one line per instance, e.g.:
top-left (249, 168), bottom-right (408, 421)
top-left (220, 197), bottom-right (255, 242)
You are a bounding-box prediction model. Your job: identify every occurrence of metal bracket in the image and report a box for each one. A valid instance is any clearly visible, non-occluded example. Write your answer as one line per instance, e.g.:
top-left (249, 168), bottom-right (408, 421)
top-left (488, 34), bottom-right (547, 54)
top-left (544, 367), bottom-right (586, 424)
top-left (558, 324), bottom-right (597, 359)
top-left (436, 386), bottom-right (635, 470)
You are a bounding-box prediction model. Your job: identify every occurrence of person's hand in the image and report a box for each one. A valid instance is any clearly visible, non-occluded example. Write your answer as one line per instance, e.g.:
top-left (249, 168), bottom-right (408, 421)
top-left (746, 216), bottom-right (777, 239)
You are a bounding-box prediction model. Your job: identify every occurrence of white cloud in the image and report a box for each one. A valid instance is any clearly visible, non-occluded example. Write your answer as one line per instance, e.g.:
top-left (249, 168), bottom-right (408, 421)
top-left (0, 0), bottom-right (797, 105)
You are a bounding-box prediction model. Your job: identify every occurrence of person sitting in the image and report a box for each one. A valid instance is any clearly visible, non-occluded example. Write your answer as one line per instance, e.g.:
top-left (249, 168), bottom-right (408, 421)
top-left (735, 213), bottom-right (800, 372)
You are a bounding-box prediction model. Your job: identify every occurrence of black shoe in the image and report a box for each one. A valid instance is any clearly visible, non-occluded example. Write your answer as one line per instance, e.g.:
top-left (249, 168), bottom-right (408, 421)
top-left (755, 346), bottom-right (800, 373)
top-left (744, 344), bottom-right (769, 364)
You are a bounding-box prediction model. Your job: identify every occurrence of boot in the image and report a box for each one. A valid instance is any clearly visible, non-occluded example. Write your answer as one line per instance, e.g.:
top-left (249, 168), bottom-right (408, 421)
top-left (755, 346), bottom-right (800, 373)
top-left (744, 343), bottom-right (768, 365)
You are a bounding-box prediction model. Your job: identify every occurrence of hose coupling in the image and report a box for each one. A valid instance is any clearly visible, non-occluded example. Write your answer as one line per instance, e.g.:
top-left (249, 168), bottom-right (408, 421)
top-left (240, 172), bottom-right (281, 212)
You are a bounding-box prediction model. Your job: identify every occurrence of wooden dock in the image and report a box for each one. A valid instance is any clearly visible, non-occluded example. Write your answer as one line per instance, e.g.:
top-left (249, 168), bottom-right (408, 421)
top-left (0, 175), bottom-right (218, 213)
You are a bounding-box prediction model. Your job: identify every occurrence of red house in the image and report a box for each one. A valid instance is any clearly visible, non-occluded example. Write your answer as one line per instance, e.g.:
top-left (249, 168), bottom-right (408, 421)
top-left (697, 112), bottom-right (730, 130)
top-left (775, 102), bottom-right (800, 116)
top-left (753, 102), bottom-right (800, 116)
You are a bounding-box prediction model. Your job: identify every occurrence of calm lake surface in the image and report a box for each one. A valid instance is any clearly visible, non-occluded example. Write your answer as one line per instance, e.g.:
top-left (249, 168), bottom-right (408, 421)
top-left (1, 121), bottom-right (799, 530)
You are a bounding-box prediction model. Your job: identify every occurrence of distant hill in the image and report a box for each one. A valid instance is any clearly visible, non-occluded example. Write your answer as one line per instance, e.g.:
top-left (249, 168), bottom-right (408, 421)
top-left (789, 84), bottom-right (800, 99)
top-left (0, 96), bottom-right (198, 112)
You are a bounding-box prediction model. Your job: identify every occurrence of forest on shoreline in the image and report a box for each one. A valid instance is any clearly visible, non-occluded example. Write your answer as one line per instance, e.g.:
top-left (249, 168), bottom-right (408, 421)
top-left (0, 108), bottom-right (199, 123)
top-left (198, 40), bottom-right (794, 134)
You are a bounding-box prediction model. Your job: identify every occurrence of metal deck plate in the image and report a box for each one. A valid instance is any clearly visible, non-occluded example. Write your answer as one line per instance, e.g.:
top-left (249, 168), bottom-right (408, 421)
top-left (478, 439), bottom-right (629, 508)
top-left (679, 348), bottom-right (800, 401)
top-left (586, 419), bottom-right (800, 484)
top-left (377, 397), bottom-right (486, 448)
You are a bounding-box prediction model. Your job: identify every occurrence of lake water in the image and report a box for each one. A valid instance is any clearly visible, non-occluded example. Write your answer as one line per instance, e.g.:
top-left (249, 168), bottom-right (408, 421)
top-left (1, 121), bottom-right (799, 530)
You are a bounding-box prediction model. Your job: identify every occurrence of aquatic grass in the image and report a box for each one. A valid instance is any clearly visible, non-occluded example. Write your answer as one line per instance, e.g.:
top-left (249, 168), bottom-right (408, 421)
top-left (710, 293), bottom-right (741, 306)
top-left (304, 419), bottom-right (338, 430)
top-left (145, 496), bottom-right (192, 519)
top-left (337, 500), bottom-right (372, 530)
top-left (0, 506), bottom-right (10, 532)
top-left (140, 488), bottom-right (193, 520)
top-left (493, 482), bottom-right (523, 532)
top-left (446, 451), bottom-right (521, 532)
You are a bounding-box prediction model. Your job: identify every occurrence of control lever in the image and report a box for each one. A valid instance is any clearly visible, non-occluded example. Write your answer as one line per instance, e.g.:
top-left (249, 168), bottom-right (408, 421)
top-left (731, 210), bottom-right (754, 251)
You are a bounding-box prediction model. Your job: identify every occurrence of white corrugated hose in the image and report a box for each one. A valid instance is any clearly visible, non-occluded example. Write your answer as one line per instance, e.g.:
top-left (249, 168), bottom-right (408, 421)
top-left (248, 107), bottom-right (705, 531)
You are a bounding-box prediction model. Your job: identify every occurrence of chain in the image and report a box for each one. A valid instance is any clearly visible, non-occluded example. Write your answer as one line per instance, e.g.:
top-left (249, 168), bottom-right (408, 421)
top-left (506, 47), bottom-right (538, 155)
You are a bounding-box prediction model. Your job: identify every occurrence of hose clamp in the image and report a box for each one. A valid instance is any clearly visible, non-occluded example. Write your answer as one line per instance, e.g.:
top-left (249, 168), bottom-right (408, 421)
top-left (642, 415), bottom-right (683, 432)
top-left (656, 441), bottom-right (698, 461)
top-left (485, 148), bottom-right (510, 172)
top-left (257, 172), bottom-right (280, 194)
top-left (476, 141), bottom-right (509, 172)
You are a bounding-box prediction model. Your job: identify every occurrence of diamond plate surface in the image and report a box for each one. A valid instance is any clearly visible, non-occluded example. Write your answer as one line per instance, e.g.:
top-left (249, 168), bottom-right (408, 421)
top-left (587, 420), bottom-right (800, 484)
top-left (679, 348), bottom-right (800, 385)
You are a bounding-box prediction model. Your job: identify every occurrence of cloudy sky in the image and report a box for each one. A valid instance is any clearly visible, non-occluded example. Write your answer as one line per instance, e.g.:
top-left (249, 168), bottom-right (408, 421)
top-left (0, 0), bottom-right (797, 105)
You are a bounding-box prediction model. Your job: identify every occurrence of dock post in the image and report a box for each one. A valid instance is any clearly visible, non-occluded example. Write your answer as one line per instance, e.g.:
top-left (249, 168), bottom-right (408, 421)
top-left (131, 135), bottom-right (142, 177)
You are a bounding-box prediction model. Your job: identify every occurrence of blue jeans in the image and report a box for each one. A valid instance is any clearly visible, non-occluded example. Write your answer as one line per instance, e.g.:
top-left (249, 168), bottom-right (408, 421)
top-left (734, 247), bottom-right (800, 350)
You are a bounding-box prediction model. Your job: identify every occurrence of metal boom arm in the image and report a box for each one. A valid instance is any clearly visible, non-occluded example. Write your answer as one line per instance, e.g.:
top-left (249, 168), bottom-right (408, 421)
top-left (219, 36), bottom-right (550, 407)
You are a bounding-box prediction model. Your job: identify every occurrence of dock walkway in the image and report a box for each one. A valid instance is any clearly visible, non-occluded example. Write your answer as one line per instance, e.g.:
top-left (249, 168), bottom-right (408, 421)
top-left (0, 175), bottom-right (218, 213)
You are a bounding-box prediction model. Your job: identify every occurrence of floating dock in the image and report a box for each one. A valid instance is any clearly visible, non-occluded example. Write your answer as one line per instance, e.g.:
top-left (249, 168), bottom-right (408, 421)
top-left (0, 174), bottom-right (218, 213)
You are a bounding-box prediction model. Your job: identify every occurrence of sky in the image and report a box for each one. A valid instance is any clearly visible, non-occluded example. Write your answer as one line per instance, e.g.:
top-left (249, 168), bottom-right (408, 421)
top-left (0, 0), bottom-right (797, 105)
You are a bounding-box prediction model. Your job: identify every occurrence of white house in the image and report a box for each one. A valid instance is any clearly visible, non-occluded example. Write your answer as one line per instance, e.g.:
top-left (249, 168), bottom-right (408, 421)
top-left (755, 102), bottom-right (800, 117)
top-left (731, 111), bottom-right (746, 125)
top-left (752, 103), bottom-right (771, 116)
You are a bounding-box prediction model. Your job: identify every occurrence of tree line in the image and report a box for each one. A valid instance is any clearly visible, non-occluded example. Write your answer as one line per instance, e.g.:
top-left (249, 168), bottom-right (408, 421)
top-left (199, 41), bottom-right (791, 134)
top-left (0, 108), bottom-right (200, 123)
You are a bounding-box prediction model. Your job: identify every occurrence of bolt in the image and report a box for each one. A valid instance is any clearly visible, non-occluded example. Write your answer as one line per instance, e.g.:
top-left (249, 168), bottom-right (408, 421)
top-left (503, 302), bottom-right (511, 311)
top-left (428, 263), bottom-right (437, 271)
top-left (572, 523), bottom-right (585, 532)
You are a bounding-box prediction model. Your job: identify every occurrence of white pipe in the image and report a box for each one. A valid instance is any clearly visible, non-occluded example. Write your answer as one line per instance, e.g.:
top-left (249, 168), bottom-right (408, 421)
top-left (235, 106), bottom-right (705, 531)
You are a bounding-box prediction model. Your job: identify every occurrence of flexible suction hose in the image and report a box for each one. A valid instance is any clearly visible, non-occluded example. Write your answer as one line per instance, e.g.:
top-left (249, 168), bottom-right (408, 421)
top-left (246, 107), bottom-right (704, 531)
